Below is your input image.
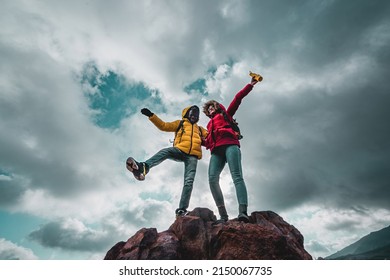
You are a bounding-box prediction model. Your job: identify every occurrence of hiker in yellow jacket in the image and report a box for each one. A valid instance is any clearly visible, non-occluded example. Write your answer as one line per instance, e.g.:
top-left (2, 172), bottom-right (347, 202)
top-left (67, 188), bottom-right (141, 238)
top-left (126, 106), bottom-right (207, 217)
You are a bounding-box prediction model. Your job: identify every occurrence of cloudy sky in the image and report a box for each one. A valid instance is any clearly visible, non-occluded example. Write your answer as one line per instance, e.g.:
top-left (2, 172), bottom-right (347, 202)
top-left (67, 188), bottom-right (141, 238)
top-left (1, 0), bottom-right (390, 260)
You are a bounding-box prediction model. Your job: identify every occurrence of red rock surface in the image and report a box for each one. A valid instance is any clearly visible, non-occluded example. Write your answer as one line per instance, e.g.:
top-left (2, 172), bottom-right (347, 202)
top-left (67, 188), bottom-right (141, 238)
top-left (104, 207), bottom-right (312, 260)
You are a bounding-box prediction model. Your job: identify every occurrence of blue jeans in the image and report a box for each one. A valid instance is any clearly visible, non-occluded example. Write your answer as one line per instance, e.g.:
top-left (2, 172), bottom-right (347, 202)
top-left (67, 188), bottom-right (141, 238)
top-left (208, 145), bottom-right (248, 207)
top-left (145, 147), bottom-right (198, 210)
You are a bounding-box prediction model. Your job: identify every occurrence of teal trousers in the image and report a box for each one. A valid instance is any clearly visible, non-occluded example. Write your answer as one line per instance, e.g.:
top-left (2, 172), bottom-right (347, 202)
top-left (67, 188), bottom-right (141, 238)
top-left (146, 147), bottom-right (198, 210)
top-left (208, 145), bottom-right (248, 207)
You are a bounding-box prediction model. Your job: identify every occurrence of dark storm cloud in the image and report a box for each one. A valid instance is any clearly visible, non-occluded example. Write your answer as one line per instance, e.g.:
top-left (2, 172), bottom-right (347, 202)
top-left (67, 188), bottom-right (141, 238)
top-left (0, 42), bottom-right (118, 200)
top-left (0, 46), bottom-right (80, 195)
top-left (246, 1), bottom-right (390, 64)
top-left (28, 220), bottom-right (114, 252)
top-left (0, 177), bottom-right (25, 207)
top-left (222, 0), bottom-right (390, 213)
top-left (325, 218), bottom-right (362, 232)
top-left (190, 0), bottom-right (390, 79)
top-left (244, 51), bottom-right (390, 212)
top-left (293, 1), bottom-right (390, 66)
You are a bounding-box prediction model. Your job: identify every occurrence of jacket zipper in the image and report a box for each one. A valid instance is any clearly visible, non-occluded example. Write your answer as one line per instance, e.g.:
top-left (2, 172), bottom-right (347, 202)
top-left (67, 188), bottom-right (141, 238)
top-left (188, 123), bottom-right (194, 154)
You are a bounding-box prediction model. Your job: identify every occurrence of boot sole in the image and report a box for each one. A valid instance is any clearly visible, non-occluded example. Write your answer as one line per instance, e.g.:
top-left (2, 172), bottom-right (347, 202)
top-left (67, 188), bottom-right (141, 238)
top-left (126, 157), bottom-right (145, 181)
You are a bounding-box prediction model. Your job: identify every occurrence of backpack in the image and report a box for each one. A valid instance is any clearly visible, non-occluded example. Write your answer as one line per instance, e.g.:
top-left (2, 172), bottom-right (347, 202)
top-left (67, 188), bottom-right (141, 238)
top-left (222, 111), bottom-right (243, 139)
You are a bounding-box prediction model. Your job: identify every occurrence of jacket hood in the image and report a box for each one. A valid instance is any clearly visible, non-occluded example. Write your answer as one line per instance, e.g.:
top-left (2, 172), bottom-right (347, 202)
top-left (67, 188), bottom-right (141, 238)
top-left (182, 105), bottom-right (200, 122)
top-left (182, 106), bottom-right (191, 118)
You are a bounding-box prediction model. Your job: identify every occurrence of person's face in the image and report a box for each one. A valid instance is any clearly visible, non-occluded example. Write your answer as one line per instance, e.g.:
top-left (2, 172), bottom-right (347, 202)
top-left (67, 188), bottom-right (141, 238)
top-left (207, 104), bottom-right (216, 117)
top-left (188, 107), bottom-right (199, 124)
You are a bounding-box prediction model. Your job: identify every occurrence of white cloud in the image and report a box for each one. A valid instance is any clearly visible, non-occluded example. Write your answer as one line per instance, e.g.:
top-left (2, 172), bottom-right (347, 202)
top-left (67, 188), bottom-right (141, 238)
top-left (0, 239), bottom-right (38, 260)
top-left (0, 175), bottom-right (12, 181)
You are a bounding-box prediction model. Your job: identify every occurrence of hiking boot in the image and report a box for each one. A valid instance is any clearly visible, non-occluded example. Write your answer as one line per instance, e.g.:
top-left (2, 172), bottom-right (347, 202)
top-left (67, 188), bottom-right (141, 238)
top-left (212, 205), bottom-right (228, 225)
top-left (126, 157), bottom-right (149, 181)
top-left (175, 208), bottom-right (189, 217)
top-left (218, 205), bottom-right (229, 221)
top-left (238, 212), bottom-right (250, 223)
top-left (238, 204), bottom-right (250, 223)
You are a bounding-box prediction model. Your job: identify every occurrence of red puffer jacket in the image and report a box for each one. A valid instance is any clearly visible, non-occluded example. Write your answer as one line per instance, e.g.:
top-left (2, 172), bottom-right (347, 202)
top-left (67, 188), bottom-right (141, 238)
top-left (205, 84), bottom-right (253, 152)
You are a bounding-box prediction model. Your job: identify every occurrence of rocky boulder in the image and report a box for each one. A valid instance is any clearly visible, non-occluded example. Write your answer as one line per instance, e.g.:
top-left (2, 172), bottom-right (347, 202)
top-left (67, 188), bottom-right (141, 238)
top-left (104, 207), bottom-right (312, 260)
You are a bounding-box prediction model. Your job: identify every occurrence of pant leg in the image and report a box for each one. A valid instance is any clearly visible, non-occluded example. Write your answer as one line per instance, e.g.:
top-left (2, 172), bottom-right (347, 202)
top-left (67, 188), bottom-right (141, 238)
top-left (178, 155), bottom-right (198, 210)
top-left (225, 145), bottom-right (248, 206)
top-left (145, 147), bottom-right (182, 169)
top-left (208, 152), bottom-right (227, 207)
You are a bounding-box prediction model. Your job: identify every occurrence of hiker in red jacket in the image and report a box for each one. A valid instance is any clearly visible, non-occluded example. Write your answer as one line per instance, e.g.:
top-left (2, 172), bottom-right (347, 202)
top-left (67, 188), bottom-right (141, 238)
top-left (202, 74), bottom-right (260, 223)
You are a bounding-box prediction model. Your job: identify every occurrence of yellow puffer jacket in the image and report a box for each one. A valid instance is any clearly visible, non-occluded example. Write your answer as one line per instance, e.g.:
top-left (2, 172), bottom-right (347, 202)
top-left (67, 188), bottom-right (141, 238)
top-left (148, 106), bottom-right (207, 159)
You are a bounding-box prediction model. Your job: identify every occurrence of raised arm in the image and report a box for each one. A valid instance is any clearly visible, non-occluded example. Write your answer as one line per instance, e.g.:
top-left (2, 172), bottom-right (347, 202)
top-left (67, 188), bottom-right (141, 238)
top-left (226, 76), bottom-right (259, 116)
top-left (141, 108), bottom-right (181, 132)
top-left (226, 84), bottom-right (253, 117)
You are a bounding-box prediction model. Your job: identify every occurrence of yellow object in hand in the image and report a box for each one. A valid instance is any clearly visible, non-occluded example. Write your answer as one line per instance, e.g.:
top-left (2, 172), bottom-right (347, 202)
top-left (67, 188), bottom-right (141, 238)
top-left (249, 71), bottom-right (263, 82)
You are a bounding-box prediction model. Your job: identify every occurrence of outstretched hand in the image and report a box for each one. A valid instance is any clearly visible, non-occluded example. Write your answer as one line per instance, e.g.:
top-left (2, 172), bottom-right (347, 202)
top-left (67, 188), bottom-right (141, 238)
top-left (141, 108), bottom-right (154, 117)
top-left (250, 77), bottom-right (258, 86)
